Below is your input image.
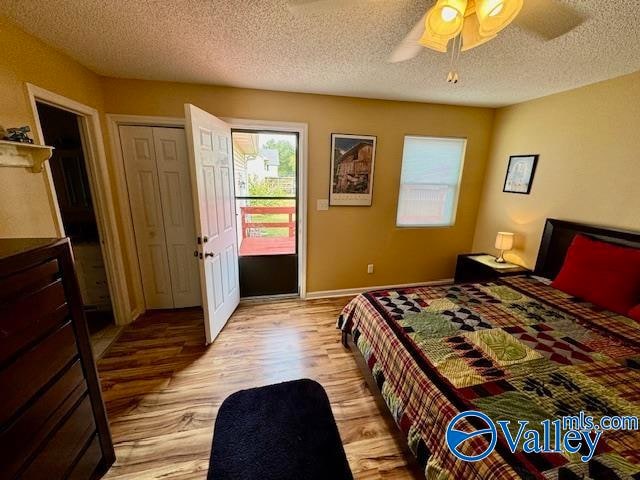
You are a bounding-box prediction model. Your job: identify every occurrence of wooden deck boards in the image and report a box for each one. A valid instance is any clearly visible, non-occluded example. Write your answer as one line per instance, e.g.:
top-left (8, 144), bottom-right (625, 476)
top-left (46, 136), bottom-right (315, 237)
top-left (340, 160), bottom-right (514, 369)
top-left (98, 298), bottom-right (423, 479)
top-left (238, 236), bottom-right (295, 256)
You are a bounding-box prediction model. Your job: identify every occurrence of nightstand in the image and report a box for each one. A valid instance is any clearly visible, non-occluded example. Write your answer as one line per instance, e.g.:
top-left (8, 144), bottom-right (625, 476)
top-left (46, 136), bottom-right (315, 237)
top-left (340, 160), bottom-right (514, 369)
top-left (454, 253), bottom-right (530, 284)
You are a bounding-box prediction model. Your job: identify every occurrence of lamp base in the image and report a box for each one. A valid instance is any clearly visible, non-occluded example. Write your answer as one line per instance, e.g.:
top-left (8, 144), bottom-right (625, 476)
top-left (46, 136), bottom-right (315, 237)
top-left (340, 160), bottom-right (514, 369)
top-left (495, 251), bottom-right (506, 263)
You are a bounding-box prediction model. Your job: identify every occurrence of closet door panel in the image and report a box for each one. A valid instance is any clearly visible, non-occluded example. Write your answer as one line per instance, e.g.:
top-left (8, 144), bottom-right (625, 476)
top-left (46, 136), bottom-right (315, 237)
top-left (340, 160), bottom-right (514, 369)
top-left (119, 126), bottom-right (174, 309)
top-left (153, 127), bottom-right (201, 308)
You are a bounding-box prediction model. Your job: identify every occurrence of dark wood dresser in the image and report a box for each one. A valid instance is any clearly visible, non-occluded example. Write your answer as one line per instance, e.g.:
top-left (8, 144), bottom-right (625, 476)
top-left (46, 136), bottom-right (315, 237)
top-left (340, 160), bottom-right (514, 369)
top-left (0, 238), bottom-right (115, 480)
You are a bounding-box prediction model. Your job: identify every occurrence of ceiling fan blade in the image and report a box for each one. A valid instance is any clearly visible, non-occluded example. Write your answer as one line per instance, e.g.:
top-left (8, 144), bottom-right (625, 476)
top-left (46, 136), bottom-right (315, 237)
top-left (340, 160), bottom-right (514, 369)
top-left (388, 13), bottom-right (426, 63)
top-left (514, 0), bottom-right (587, 40)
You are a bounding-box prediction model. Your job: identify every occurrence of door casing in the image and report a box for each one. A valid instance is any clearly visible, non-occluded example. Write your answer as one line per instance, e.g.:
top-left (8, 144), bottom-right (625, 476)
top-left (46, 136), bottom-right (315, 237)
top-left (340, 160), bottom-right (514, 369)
top-left (225, 118), bottom-right (309, 299)
top-left (108, 115), bottom-right (191, 318)
top-left (108, 114), bottom-right (309, 318)
top-left (28, 84), bottom-right (131, 325)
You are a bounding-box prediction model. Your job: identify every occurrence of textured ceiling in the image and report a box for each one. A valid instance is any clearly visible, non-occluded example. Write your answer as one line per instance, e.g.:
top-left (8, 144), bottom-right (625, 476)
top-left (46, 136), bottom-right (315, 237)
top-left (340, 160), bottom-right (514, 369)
top-left (2, 0), bottom-right (640, 107)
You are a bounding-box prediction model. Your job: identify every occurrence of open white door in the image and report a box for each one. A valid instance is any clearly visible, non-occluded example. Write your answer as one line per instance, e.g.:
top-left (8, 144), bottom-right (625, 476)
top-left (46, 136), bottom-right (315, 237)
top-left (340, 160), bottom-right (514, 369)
top-left (185, 104), bottom-right (240, 344)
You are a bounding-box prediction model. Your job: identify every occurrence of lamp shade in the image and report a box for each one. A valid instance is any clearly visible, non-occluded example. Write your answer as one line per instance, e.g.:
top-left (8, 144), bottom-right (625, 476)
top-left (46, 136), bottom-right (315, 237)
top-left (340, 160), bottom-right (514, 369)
top-left (424, 0), bottom-right (468, 43)
top-left (476, 0), bottom-right (523, 37)
top-left (495, 231), bottom-right (515, 251)
top-left (418, 30), bottom-right (451, 52)
top-left (461, 12), bottom-right (496, 51)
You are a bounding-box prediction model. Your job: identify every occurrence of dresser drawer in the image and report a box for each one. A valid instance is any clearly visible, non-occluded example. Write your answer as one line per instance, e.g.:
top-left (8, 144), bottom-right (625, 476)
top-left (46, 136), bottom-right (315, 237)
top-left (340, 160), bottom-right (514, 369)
top-left (67, 434), bottom-right (103, 480)
top-left (20, 395), bottom-right (97, 480)
top-left (0, 360), bottom-right (86, 479)
top-left (0, 279), bottom-right (69, 365)
top-left (0, 321), bottom-right (78, 425)
top-left (0, 258), bottom-right (60, 304)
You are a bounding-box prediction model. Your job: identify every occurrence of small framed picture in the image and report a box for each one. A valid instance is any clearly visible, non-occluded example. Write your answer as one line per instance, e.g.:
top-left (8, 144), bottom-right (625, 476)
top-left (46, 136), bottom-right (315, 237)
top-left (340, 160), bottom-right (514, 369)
top-left (330, 133), bottom-right (377, 206)
top-left (503, 154), bottom-right (539, 194)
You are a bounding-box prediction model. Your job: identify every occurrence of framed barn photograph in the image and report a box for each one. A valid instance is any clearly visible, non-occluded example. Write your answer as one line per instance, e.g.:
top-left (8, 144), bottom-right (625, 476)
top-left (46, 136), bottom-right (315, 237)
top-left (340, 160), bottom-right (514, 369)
top-left (503, 154), bottom-right (539, 194)
top-left (329, 133), bottom-right (377, 206)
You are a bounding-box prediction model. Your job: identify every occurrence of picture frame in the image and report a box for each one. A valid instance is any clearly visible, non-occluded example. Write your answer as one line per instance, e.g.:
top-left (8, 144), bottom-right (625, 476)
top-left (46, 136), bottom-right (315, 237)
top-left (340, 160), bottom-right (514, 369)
top-left (329, 133), bottom-right (377, 206)
top-left (503, 154), bottom-right (539, 194)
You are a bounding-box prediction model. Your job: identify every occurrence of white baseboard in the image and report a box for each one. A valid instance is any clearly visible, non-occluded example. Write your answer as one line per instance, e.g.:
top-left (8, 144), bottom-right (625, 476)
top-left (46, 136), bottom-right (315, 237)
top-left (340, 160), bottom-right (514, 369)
top-left (304, 278), bottom-right (454, 300)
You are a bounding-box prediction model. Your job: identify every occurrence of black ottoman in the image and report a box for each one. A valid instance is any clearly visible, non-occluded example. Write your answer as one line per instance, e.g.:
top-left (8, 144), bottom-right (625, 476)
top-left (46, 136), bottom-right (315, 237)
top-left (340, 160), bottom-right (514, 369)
top-left (208, 379), bottom-right (353, 480)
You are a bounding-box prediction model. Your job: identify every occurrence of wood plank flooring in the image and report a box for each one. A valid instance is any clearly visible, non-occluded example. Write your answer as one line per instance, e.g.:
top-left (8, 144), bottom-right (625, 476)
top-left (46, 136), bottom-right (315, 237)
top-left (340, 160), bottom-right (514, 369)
top-left (98, 298), bottom-right (423, 480)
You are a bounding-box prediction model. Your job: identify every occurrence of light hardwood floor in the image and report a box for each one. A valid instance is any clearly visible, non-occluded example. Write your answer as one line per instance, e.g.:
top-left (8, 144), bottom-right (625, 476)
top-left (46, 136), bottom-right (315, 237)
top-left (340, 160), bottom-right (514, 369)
top-left (98, 298), bottom-right (423, 479)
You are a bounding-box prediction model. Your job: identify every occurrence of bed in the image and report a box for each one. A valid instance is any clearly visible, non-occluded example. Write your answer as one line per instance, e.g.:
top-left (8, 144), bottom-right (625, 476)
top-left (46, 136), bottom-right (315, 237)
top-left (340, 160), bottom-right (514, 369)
top-left (338, 219), bottom-right (640, 480)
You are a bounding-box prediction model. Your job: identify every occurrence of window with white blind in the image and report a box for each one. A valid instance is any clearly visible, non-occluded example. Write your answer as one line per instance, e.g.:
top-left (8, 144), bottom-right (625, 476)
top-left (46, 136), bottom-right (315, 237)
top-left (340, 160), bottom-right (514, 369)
top-left (396, 136), bottom-right (467, 227)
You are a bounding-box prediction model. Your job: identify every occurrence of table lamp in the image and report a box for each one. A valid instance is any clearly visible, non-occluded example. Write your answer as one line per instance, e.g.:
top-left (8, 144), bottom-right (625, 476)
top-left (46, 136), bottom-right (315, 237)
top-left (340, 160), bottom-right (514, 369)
top-left (494, 232), bottom-right (514, 263)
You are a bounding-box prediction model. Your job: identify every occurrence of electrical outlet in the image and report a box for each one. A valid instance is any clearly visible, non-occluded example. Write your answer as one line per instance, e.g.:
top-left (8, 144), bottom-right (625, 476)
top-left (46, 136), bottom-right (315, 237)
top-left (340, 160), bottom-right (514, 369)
top-left (367, 264), bottom-right (374, 274)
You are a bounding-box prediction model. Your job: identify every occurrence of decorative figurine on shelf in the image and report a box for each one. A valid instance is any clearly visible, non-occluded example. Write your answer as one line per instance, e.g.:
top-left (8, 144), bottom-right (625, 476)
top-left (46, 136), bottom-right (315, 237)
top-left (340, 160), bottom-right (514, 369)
top-left (3, 126), bottom-right (34, 144)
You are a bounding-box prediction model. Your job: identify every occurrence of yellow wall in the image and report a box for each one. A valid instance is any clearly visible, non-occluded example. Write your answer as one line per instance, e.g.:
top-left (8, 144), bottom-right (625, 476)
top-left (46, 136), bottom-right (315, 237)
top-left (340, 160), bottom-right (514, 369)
top-left (0, 16), bottom-right (105, 237)
top-left (101, 78), bottom-right (495, 292)
top-left (4, 15), bottom-right (639, 300)
top-left (473, 71), bottom-right (640, 268)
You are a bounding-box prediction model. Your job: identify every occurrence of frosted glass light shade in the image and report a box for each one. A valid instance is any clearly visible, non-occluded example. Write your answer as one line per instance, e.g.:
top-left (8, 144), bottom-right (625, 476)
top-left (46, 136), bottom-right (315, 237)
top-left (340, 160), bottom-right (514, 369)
top-left (476, 0), bottom-right (523, 36)
top-left (461, 12), bottom-right (496, 51)
top-left (495, 231), bottom-right (515, 251)
top-left (425, 0), bottom-right (468, 40)
top-left (418, 31), bottom-right (451, 52)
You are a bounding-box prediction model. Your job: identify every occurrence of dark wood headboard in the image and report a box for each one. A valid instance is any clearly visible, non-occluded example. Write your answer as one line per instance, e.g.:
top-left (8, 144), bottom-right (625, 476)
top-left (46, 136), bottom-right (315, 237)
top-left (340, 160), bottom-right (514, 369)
top-left (534, 219), bottom-right (640, 279)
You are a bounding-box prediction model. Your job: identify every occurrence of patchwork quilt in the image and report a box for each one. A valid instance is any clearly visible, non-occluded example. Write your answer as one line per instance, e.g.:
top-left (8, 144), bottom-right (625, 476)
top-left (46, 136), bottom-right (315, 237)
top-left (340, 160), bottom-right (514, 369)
top-left (338, 275), bottom-right (640, 480)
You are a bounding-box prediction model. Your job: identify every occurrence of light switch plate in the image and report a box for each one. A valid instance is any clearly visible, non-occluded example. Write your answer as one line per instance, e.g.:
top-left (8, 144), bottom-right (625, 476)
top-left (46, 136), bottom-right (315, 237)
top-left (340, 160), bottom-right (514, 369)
top-left (317, 199), bottom-right (329, 211)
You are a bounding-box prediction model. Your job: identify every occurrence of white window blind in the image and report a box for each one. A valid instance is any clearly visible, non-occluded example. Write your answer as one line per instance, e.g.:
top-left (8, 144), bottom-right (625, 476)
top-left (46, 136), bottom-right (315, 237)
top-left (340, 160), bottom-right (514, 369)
top-left (396, 136), bottom-right (467, 227)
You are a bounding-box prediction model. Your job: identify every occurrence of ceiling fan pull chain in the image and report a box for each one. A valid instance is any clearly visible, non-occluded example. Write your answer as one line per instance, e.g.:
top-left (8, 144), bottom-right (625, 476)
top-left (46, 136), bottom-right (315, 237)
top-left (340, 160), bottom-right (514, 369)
top-left (447, 34), bottom-right (462, 84)
top-left (454, 34), bottom-right (461, 83)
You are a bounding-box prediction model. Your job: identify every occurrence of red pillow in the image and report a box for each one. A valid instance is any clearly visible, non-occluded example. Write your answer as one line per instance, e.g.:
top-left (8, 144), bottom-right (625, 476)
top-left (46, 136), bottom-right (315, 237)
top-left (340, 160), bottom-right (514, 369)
top-left (628, 305), bottom-right (640, 322)
top-left (552, 234), bottom-right (640, 315)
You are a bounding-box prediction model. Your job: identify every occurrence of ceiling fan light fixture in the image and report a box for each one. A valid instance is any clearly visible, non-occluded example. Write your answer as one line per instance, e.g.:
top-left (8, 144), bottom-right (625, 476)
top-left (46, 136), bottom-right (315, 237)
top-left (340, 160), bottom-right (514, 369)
top-left (418, 31), bottom-right (450, 53)
top-left (489, 3), bottom-right (504, 16)
top-left (476, 0), bottom-right (523, 36)
top-left (461, 12), bottom-right (496, 51)
top-left (426, 0), bottom-right (468, 38)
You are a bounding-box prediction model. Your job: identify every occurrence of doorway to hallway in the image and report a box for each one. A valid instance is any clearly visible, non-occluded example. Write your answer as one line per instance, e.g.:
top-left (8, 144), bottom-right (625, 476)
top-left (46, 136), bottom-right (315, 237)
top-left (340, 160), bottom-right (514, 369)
top-left (36, 101), bottom-right (118, 356)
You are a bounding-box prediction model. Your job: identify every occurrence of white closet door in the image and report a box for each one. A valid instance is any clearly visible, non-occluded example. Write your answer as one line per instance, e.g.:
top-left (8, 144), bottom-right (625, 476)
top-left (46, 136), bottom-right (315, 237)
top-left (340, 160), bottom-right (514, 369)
top-left (120, 125), bottom-right (174, 309)
top-left (153, 127), bottom-right (201, 308)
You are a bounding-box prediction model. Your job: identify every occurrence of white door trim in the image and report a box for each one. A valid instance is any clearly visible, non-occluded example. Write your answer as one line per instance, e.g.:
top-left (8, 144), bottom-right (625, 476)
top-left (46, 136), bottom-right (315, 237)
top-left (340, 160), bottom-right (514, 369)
top-left (222, 117), bottom-right (309, 299)
top-left (26, 83), bottom-right (132, 325)
top-left (106, 114), bottom-right (186, 317)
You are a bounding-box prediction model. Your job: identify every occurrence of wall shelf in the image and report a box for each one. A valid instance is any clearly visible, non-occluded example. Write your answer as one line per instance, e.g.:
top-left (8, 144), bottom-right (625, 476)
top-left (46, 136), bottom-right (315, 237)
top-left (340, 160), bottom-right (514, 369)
top-left (0, 140), bottom-right (54, 173)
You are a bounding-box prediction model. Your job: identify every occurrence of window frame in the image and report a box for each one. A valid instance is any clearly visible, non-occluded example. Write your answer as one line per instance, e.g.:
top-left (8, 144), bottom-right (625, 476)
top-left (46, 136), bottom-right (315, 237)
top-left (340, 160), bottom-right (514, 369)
top-left (395, 135), bottom-right (468, 229)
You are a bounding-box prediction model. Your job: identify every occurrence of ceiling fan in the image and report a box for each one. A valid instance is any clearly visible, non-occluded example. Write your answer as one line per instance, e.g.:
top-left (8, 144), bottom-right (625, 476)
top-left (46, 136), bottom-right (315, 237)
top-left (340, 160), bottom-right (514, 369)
top-left (288, 0), bottom-right (586, 82)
